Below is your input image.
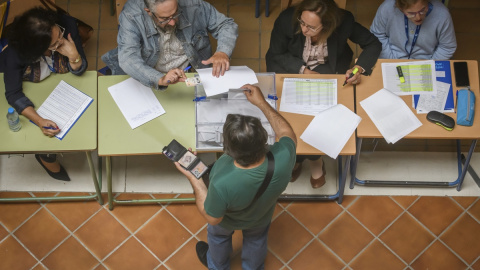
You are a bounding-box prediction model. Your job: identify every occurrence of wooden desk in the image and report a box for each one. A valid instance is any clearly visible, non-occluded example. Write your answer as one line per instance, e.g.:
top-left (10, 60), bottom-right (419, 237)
top-left (98, 75), bottom-right (197, 210)
top-left (351, 59), bottom-right (480, 190)
top-left (275, 74), bottom-right (356, 203)
top-left (0, 71), bottom-right (103, 204)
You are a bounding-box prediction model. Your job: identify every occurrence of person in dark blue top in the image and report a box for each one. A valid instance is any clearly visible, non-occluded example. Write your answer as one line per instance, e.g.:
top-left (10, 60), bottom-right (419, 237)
top-left (0, 7), bottom-right (88, 181)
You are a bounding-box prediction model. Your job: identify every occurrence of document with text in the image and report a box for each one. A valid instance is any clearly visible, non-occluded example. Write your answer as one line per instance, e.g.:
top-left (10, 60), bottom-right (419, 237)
top-left (36, 80), bottom-right (93, 140)
top-left (360, 89), bottom-right (422, 144)
top-left (415, 81), bottom-right (452, 114)
top-left (300, 104), bottom-right (360, 159)
top-left (382, 60), bottom-right (437, 96)
top-left (108, 77), bottom-right (165, 129)
top-left (196, 66), bottom-right (258, 97)
top-left (280, 78), bottom-right (337, 116)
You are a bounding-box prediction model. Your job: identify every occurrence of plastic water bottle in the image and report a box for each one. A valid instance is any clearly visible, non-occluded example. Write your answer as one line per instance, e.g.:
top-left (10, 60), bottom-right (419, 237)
top-left (7, 107), bottom-right (21, 132)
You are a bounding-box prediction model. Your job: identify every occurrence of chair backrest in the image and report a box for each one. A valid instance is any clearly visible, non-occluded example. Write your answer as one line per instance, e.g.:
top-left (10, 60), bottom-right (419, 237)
top-left (281, 0), bottom-right (347, 10)
top-left (5, 0), bottom-right (49, 25)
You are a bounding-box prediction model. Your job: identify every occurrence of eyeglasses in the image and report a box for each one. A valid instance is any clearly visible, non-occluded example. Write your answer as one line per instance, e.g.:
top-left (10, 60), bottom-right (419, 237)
top-left (152, 10), bottom-right (182, 25)
top-left (48, 24), bottom-right (65, 51)
top-left (297, 17), bottom-right (322, 33)
top-left (405, 6), bottom-right (427, 18)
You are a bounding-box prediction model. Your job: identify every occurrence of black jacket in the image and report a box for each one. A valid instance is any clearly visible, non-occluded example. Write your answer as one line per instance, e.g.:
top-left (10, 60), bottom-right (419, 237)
top-left (266, 7), bottom-right (381, 75)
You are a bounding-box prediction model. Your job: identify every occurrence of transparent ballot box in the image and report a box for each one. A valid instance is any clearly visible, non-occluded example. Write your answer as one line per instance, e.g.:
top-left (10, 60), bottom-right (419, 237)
top-left (195, 73), bottom-right (277, 151)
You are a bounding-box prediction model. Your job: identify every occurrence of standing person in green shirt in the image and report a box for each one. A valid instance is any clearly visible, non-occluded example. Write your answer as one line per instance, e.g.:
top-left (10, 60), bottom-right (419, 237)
top-left (174, 84), bottom-right (297, 269)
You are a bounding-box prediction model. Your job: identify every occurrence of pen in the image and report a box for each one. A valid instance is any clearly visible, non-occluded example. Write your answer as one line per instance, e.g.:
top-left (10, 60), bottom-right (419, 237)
top-left (396, 66), bottom-right (405, 83)
top-left (343, 67), bottom-right (359, 86)
top-left (184, 66), bottom-right (192, 72)
top-left (43, 126), bottom-right (58, 130)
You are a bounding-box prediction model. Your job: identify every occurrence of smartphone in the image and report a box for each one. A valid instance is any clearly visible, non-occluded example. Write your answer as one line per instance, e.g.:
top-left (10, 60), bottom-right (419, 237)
top-left (163, 139), bottom-right (208, 179)
top-left (453, 62), bottom-right (470, 87)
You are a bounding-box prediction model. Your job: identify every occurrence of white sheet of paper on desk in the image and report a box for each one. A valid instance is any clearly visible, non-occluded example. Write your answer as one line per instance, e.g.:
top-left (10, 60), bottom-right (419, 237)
top-left (196, 66), bottom-right (258, 97)
top-left (280, 78), bottom-right (337, 116)
top-left (36, 80), bottom-right (93, 140)
top-left (108, 77), bottom-right (165, 129)
top-left (300, 104), bottom-right (360, 159)
top-left (382, 60), bottom-right (437, 96)
top-left (415, 81), bottom-right (451, 114)
top-left (360, 89), bottom-right (422, 144)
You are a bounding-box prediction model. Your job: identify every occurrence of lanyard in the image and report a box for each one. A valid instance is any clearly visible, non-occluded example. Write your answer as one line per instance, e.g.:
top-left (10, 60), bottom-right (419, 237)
top-left (42, 53), bottom-right (56, 73)
top-left (403, 2), bottom-right (433, 59)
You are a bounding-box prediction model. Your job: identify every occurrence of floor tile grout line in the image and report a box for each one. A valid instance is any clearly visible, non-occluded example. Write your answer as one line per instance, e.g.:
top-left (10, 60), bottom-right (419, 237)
top-left (103, 203), bottom-right (166, 265)
top-left (341, 196), bottom-right (419, 267)
top-left (266, 247), bottom-right (290, 269)
top-left (342, 208), bottom-right (409, 267)
top-left (163, 205), bottom-right (205, 236)
top-left (283, 206), bottom-right (349, 266)
top-left (424, 197), bottom-right (480, 267)
top-left (42, 203), bottom-right (106, 265)
top-left (401, 201), bottom-right (471, 267)
top-left (161, 234), bottom-right (199, 267)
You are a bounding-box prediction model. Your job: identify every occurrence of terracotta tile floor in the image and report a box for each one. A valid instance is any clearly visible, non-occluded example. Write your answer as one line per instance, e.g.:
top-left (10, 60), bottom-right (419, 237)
top-left (0, 194), bottom-right (479, 269)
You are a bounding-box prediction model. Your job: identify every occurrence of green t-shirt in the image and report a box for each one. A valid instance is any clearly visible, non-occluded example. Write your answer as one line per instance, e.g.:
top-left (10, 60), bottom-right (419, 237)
top-left (204, 137), bottom-right (296, 230)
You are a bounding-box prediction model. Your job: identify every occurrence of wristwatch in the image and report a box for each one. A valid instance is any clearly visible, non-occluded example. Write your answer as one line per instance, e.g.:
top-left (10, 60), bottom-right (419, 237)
top-left (69, 55), bottom-right (80, 63)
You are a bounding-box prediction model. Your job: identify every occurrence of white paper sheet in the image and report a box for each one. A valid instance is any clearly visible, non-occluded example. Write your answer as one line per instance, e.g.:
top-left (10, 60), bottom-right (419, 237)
top-left (415, 81), bottom-right (451, 114)
top-left (300, 104), bottom-right (360, 159)
top-left (196, 66), bottom-right (258, 97)
top-left (280, 78), bottom-right (337, 116)
top-left (36, 80), bottom-right (93, 140)
top-left (360, 89), bottom-right (422, 144)
top-left (108, 77), bottom-right (165, 129)
top-left (382, 60), bottom-right (437, 96)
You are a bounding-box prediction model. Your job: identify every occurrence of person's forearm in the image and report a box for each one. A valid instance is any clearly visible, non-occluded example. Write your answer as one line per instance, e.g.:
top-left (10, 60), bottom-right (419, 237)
top-left (257, 101), bottom-right (296, 144)
top-left (187, 175), bottom-right (221, 225)
top-left (21, 106), bottom-right (43, 125)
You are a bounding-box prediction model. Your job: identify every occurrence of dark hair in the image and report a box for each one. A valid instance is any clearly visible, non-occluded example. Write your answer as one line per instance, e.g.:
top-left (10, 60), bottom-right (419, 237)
top-left (395, 0), bottom-right (428, 10)
top-left (223, 114), bottom-right (269, 167)
top-left (7, 7), bottom-right (58, 63)
top-left (293, 0), bottom-right (341, 43)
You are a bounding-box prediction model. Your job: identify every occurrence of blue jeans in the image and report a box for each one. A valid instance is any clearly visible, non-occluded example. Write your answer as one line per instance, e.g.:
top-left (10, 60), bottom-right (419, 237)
top-left (206, 223), bottom-right (270, 270)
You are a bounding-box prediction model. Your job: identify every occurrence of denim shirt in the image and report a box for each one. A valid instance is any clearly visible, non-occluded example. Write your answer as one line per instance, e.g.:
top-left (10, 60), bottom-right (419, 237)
top-left (101, 0), bottom-right (238, 89)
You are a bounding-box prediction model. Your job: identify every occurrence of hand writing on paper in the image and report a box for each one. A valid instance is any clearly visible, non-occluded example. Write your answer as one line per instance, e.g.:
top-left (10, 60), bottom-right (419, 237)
top-left (201, 52), bottom-right (230, 77)
top-left (39, 119), bottom-right (60, 137)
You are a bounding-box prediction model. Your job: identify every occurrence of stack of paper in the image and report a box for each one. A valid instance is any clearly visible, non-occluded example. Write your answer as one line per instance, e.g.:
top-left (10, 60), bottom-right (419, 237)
top-left (300, 104), bottom-right (361, 159)
top-left (36, 80), bottom-right (93, 140)
top-left (196, 66), bottom-right (258, 97)
top-left (381, 60), bottom-right (437, 96)
top-left (360, 89), bottom-right (422, 144)
top-left (108, 77), bottom-right (165, 129)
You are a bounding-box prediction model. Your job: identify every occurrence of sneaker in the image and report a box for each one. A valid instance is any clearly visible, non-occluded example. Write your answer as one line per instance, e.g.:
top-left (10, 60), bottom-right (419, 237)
top-left (196, 241), bottom-right (209, 268)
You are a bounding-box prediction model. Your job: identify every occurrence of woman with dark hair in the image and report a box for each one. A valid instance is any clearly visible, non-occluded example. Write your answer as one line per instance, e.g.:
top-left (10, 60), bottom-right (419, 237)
top-left (0, 7), bottom-right (88, 181)
top-left (266, 0), bottom-right (381, 188)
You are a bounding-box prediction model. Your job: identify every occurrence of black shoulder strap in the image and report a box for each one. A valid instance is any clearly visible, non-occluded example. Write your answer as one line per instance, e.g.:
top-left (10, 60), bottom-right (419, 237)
top-left (247, 151), bottom-right (275, 208)
top-left (226, 151), bottom-right (275, 213)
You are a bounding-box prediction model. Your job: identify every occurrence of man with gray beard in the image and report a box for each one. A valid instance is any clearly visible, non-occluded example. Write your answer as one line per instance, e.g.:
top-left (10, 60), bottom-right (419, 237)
top-left (102, 0), bottom-right (238, 90)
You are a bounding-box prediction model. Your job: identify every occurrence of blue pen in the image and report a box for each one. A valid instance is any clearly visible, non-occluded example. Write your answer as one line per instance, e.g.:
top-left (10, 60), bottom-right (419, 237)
top-left (184, 66), bottom-right (192, 72)
top-left (43, 126), bottom-right (58, 130)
